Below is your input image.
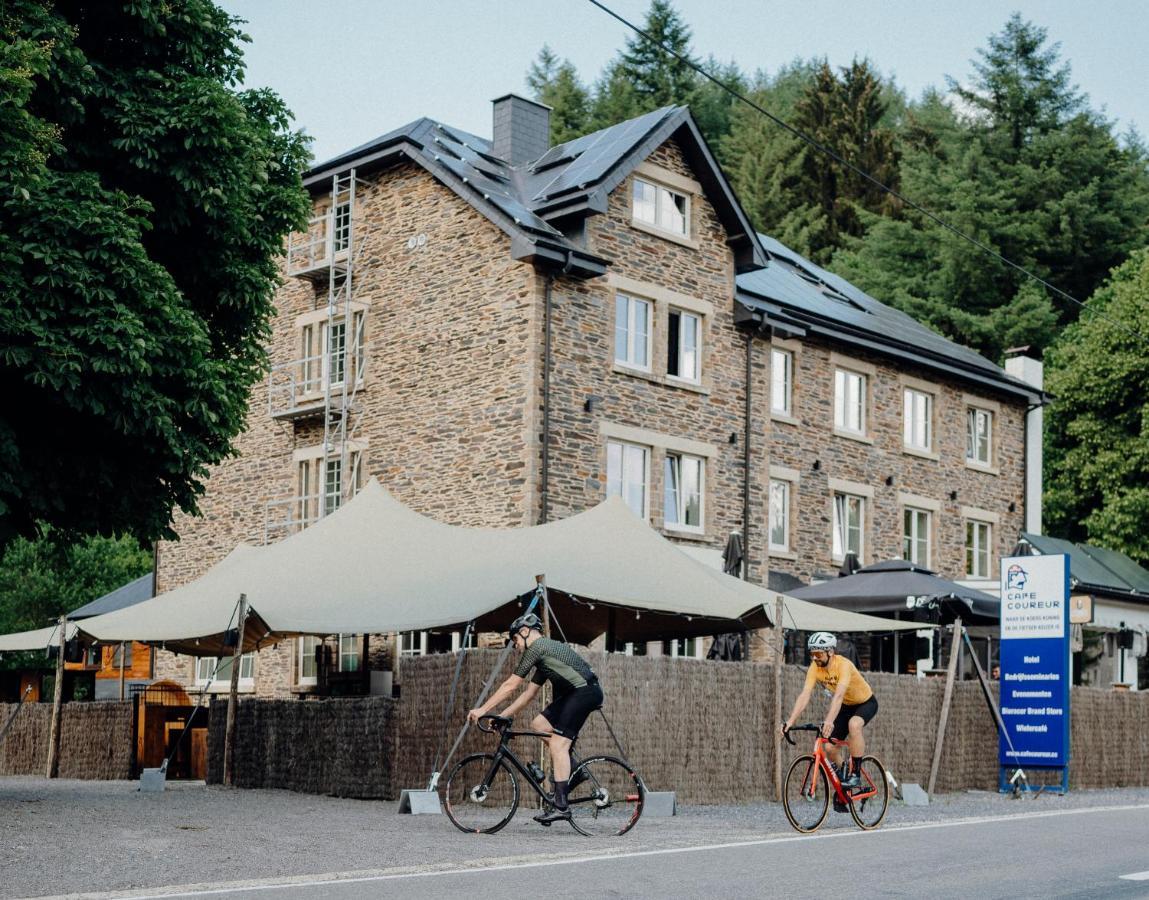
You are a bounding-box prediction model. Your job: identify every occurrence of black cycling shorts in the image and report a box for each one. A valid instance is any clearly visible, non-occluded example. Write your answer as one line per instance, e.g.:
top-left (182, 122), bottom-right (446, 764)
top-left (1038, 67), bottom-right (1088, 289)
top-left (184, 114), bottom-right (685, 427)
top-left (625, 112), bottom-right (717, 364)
top-left (541, 681), bottom-right (604, 739)
top-left (831, 695), bottom-right (878, 741)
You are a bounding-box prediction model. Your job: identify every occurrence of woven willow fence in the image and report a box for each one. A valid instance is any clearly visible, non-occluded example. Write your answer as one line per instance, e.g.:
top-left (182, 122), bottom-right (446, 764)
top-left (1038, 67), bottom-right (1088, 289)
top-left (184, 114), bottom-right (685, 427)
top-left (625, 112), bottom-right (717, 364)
top-left (205, 696), bottom-right (397, 798)
top-left (0, 700), bottom-right (133, 779)
top-left (4, 657), bottom-right (1147, 800)
top-left (394, 650), bottom-right (1149, 803)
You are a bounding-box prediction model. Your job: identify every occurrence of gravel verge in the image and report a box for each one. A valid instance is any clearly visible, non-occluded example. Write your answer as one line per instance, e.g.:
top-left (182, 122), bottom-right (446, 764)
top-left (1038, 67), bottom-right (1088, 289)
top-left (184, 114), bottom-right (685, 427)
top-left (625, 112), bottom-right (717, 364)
top-left (3, 777), bottom-right (1148, 899)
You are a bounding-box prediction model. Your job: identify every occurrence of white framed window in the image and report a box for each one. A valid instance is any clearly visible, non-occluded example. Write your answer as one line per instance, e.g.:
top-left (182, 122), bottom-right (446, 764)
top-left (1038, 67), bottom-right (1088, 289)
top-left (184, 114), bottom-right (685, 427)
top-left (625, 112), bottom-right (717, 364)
top-left (903, 389), bottom-right (933, 452)
top-left (609, 640), bottom-right (648, 656)
top-left (332, 198), bottom-right (351, 253)
top-left (834, 369), bottom-right (867, 434)
top-left (832, 492), bottom-right (865, 561)
top-left (664, 453), bottom-right (704, 532)
top-left (607, 440), bottom-right (650, 520)
top-left (663, 637), bottom-right (703, 659)
top-left (903, 507), bottom-right (931, 566)
top-left (771, 349), bottom-right (793, 416)
top-left (294, 449), bottom-right (363, 530)
top-left (769, 479), bottom-right (791, 552)
top-left (614, 293), bottom-right (652, 370)
top-left (632, 177), bottom-right (688, 236)
top-left (400, 631), bottom-right (427, 657)
top-left (196, 653), bottom-right (255, 688)
top-left (967, 408), bottom-right (993, 465)
top-left (298, 636), bottom-right (320, 685)
top-left (450, 630), bottom-right (478, 652)
top-left (298, 310), bottom-right (365, 394)
top-left (966, 520), bottom-right (992, 579)
top-left (339, 634), bottom-right (361, 672)
top-left (667, 309), bottom-right (701, 382)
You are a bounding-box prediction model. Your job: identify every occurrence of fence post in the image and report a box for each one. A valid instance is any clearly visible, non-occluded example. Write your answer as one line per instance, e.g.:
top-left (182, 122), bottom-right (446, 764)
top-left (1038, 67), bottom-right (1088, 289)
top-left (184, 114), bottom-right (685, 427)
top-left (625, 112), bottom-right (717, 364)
top-left (927, 618), bottom-right (963, 796)
top-left (223, 594), bottom-right (248, 787)
top-left (46, 615), bottom-right (67, 778)
top-left (773, 595), bottom-right (784, 801)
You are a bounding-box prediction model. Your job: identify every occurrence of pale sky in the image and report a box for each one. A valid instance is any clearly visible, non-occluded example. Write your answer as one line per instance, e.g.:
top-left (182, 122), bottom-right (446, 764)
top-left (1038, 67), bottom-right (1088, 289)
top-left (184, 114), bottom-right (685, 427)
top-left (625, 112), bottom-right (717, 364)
top-left (218, 0), bottom-right (1149, 165)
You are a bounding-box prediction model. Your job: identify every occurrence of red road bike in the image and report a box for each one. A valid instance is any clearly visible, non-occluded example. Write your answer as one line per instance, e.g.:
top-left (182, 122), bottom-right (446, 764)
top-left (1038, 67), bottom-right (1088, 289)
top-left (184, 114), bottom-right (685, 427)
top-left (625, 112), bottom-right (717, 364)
top-left (782, 723), bottom-right (889, 832)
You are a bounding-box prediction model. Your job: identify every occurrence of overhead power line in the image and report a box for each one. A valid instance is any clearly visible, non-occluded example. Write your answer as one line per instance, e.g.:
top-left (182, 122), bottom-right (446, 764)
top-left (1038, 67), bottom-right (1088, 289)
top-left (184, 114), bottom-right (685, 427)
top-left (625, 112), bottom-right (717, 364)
top-left (585, 0), bottom-right (1149, 349)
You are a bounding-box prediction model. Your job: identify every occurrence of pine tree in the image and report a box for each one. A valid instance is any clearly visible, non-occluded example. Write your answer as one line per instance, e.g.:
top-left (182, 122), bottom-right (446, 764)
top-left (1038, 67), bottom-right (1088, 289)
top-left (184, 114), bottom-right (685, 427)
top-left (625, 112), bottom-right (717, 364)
top-left (833, 16), bottom-right (1149, 359)
top-left (617, 0), bottom-right (697, 109)
top-left (527, 45), bottom-right (592, 146)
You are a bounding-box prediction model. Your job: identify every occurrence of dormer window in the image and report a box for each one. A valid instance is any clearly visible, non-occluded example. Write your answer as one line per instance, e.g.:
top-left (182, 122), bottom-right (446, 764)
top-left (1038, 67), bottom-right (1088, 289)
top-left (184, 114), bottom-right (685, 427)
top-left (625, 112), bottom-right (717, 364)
top-left (632, 177), bottom-right (688, 237)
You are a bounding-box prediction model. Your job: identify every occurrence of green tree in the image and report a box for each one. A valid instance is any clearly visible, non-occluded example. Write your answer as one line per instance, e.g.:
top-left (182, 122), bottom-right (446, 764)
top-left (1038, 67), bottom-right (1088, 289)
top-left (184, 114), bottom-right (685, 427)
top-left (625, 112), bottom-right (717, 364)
top-left (591, 0), bottom-right (698, 130)
top-left (0, 533), bottom-right (151, 669)
top-left (686, 57), bottom-right (747, 159)
top-left (0, 0), bottom-right (310, 550)
top-left (833, 17), bottom-right (1149, 359)
top-left (723, 60), bottom-right (901, 263)
top-left (527, 45), bottom-right (592, 146)
top-left (1045, 249), bottom-right (1149, 565)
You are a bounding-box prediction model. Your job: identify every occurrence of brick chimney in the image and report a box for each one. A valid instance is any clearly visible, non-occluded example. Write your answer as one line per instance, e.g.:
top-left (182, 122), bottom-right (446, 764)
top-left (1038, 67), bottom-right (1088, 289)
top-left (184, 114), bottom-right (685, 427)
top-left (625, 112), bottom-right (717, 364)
top-left (492, 94), bottom-right (551, 166)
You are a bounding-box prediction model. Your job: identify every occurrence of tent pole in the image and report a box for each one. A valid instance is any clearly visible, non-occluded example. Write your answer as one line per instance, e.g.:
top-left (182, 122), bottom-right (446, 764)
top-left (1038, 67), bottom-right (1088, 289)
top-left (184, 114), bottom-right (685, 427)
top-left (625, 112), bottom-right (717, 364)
top-left (46, 615), bottom-right (67, 778)
top-left (537, 575), bottom-right (551, 794)
top-left (223, 593), bottom-right (249, 788)
top-left (773, 596), bottom-right (784, 801)
top-left (927, 618), bottom-right (962, 796)
top-left (118, 641), bottom-right (126, 700)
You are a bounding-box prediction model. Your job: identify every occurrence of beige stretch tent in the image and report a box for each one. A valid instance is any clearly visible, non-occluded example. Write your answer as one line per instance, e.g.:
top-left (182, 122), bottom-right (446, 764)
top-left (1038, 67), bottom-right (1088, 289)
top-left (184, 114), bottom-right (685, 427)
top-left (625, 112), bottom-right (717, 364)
top-left (0, 621), bottom-right (78, 652)
top-left (80, 479), bottom-right (921, 651)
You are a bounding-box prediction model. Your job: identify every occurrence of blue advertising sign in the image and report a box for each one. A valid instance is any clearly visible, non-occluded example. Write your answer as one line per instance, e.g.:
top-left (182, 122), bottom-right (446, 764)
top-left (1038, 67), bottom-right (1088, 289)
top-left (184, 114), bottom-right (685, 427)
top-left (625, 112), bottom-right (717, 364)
top-left (998, 554), bottom-right (1070, 767)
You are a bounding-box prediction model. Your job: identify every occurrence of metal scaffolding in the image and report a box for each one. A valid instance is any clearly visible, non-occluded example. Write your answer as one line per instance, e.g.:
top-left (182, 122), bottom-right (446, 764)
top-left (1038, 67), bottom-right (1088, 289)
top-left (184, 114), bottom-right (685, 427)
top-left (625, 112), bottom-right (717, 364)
top-left (266, 169), bottom-right (367, 542)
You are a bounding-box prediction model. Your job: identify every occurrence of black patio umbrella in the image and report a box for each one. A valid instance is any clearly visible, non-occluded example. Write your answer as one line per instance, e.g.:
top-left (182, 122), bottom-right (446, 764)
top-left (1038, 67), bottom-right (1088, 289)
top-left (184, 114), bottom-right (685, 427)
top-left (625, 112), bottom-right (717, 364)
top-left (787, 559), bottom-right (999, 622)
top-left (707, 532), bottom-right (747, 661)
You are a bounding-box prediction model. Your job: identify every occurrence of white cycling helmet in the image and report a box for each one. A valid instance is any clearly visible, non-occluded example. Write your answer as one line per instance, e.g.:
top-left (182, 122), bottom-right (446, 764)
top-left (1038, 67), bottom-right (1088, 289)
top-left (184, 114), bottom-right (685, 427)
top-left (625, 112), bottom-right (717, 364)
top-left (807, 631), bottom-right (837, 651)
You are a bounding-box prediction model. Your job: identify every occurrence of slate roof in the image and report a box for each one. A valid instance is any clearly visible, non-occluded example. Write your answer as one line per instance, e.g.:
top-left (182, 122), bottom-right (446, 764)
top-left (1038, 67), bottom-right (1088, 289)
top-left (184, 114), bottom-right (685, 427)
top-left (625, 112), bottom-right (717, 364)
top-left (1019, 533), bottom-right (1149, 602)
top-left (307, 105), bottom-right (1038, 401)
top-left (305, 106), bottom-right (765, 276)
top-left (68, 573), bottom-right (153, 619)
top-left (736, 234), bottom-right (1042, 401)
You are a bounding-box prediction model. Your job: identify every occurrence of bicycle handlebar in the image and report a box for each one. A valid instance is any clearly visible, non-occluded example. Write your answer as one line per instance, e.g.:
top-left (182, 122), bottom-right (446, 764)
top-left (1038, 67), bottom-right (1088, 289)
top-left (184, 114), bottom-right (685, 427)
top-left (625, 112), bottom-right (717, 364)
top-left (782, 723), bottom-right (824, 746)
top-left (477, 714), bottom-right (512, 733)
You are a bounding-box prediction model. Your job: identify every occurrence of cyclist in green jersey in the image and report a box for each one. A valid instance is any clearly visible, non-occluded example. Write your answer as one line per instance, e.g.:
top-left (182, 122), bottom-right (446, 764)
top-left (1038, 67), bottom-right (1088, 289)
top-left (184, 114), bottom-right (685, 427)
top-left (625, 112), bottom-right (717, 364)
top-left (468, 613), bottom-right (603, 824)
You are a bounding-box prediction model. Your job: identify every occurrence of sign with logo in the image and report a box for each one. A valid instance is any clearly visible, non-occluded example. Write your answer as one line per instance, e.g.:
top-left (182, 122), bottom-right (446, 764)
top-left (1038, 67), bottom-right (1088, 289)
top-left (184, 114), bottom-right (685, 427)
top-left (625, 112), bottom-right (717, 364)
top-left (999, 555), bottom-right (1070, 767)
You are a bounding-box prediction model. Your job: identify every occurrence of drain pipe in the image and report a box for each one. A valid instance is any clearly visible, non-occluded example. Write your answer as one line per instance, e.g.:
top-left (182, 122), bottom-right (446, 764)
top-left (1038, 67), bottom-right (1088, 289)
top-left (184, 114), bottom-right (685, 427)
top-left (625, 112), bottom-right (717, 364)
top-left (743, 331), bottom-right (753, 579)
top-left (539, 253), bottom-right (572, 525)
top-left (540, 272), bottom-right (553, 525)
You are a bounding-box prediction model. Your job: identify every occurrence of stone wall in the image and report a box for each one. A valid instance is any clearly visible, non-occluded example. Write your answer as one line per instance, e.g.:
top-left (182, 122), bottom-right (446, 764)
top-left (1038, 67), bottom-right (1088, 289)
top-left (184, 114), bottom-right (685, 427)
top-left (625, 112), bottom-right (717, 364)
top-left (152, 130), bottom-right (1029, 697)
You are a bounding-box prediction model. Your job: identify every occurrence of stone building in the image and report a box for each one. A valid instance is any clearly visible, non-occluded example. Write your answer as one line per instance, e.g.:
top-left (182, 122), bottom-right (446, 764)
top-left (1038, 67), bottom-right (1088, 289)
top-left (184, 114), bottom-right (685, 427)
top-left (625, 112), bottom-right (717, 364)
top-left (153, 97), bottom-right (1043, 698)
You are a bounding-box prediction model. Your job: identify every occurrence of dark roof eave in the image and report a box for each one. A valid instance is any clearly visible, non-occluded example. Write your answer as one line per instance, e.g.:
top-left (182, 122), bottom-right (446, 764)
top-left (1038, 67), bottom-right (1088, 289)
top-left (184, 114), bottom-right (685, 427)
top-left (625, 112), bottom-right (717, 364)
top-left (1069, 583), bottom-right (1149, 605)
top-left (510, 237), bottom-right (608, 278)
top-left (304, 138), bottom-right (421, 188)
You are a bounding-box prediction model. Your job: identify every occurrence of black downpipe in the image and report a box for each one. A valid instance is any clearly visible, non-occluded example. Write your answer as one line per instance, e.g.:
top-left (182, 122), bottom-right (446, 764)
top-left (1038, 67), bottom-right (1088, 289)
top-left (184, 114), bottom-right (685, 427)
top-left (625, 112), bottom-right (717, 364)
top-left (540, 273), bottom-right (554, 524)
top-left (743, 331), bottom-right (753, 580)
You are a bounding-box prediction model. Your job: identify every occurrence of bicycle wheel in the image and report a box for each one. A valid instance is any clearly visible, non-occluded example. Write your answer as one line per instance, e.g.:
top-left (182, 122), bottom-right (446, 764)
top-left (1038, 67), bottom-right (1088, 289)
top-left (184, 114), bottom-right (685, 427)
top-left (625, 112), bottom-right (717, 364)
top-left (848, 755), bottom-right (889, 830)
top-left (783, 755), bottom-right (829, 833)
top-left (566, 755), bottom-right (644, 836)
top-left (443, 753), bottom-right (519, 834)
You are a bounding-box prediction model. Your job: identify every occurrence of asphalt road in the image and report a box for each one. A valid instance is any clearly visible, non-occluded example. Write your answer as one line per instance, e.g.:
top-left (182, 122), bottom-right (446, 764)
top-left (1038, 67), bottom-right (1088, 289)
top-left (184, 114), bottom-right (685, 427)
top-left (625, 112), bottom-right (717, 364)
top-left (5, 779), bottom-right (1149, 900)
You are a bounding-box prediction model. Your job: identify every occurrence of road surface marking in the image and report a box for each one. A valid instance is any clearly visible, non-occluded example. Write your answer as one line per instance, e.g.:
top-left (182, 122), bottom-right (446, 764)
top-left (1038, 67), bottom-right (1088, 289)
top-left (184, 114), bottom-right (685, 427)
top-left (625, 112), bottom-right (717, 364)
top-left (1120, 871), bottom-right (1149, 880)
top-left (35, 802), bottom-right (1149, 900)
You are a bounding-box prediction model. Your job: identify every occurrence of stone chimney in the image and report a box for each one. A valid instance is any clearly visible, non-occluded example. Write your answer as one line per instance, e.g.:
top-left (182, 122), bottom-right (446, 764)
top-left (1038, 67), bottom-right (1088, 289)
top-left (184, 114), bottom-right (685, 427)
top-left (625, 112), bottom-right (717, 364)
top-left (1005, 347), bottom-right (1044, 535)
top-left (492, 94), bottom-right (551, 166)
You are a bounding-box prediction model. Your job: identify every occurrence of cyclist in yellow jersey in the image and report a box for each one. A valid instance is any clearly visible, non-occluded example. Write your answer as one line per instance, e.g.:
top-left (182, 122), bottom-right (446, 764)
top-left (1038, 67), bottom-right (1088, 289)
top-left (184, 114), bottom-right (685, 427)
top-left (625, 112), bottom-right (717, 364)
top-left (781, 632), bottom-right (878, 789)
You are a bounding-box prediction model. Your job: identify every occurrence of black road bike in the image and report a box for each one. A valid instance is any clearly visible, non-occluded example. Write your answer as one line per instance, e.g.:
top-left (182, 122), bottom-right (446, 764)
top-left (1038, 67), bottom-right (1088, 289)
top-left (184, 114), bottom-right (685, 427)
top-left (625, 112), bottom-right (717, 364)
top-left (443, 714), bottom-right (644, 836)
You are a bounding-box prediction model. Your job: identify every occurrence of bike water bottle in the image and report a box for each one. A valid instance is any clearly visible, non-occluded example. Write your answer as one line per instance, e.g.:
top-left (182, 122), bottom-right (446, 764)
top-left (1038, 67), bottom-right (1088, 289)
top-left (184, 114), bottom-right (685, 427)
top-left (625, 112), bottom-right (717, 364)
top-left (527, 762), bottom-right (546, 784)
